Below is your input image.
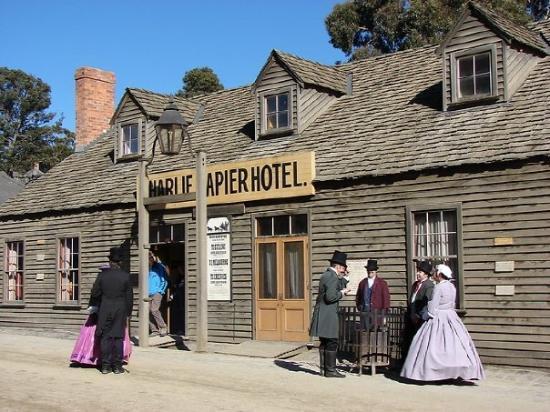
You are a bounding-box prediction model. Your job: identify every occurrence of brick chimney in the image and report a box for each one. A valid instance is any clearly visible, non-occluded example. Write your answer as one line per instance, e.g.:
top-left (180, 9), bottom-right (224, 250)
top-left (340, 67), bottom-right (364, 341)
top-left (74, 67), bottom-right (115, 151)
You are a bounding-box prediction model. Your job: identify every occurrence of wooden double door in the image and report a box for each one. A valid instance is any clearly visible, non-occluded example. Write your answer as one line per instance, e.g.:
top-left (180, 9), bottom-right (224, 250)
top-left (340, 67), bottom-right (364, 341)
top-left (255, 237), bottom-right (310, 342)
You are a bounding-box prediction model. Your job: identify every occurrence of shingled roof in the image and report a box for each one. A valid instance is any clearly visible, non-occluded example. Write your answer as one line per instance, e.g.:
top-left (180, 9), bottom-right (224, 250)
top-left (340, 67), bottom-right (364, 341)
top-left (438, 2), bottom-right (549, 55)
top-left (254, 49), bottom-right (348, 94)
top-left (112, 88), bottom-right (201, 123)
top-left (0, 172), bottom-right (24, 204)
top-left (1, 15), bottom-right (548, 218)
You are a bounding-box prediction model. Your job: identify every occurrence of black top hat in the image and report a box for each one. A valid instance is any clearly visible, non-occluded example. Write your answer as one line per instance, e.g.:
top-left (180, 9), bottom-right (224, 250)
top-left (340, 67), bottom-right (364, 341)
top-left (415, 260), bottom-right (432, 275)
top-left (108, 247), bottom-right (123, 263)
top-left (365, 259), bottom-right (378, 271)
top-left (329, 250), bottom-right (347, 267)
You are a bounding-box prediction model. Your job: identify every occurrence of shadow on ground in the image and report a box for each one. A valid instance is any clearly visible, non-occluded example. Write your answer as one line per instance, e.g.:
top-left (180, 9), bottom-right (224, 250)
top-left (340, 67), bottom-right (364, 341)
top-left (273, 359), bottom-right (320, 376)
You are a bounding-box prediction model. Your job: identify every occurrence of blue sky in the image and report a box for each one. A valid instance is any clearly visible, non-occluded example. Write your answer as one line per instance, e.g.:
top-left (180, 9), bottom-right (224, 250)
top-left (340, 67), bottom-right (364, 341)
top-left (1, 0), bottom-right (345, 132)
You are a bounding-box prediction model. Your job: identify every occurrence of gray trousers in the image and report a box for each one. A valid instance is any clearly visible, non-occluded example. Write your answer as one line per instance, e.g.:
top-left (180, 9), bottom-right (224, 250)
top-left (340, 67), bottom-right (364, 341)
top-left (149, 292), bottom-right (167, 332)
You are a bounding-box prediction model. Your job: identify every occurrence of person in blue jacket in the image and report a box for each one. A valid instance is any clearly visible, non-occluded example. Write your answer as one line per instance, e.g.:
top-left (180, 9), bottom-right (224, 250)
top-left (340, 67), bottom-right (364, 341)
top-left (148, 253), bottom-right (168, 336)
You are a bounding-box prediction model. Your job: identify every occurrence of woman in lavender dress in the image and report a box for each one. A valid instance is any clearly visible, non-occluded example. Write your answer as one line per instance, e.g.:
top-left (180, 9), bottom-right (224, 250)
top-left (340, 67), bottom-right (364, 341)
top-left (400, 264), bottom-right (484, 382)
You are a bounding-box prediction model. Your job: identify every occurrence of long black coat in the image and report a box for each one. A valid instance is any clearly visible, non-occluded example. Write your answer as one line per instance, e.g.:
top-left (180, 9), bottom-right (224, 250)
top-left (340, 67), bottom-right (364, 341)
top-left (309, 268), bottom-right (344, 339)
top-left (90, 267), bottom-right (133, 338)
top-left (408, 279), bottom-right (434, 323)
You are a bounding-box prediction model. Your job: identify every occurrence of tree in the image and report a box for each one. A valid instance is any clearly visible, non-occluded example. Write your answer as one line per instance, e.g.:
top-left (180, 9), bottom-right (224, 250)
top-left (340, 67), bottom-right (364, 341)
top-left (528, 0), bottom-right (550, 20)
top-left (176, 67), bottom-right (224, 98)
top-left (326, 1), bottom-right (543, 61)
top-left (0, 67), bottom-right (74, 176)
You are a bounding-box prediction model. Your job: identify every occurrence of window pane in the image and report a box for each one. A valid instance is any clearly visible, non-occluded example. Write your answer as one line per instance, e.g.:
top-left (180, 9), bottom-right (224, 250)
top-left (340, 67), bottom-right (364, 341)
top-left (149, 226), bottom-right (159, 244)
top-left (258, 243), bottom-right (277, 299)
top-left (414, 213), bottom-right (428, 257)
top-left (122, 124), bottom-right (139, 155)
top-left (159, 225), bottom-right (171, 243)
top-left (131, 136), bottom-right (139, 153)
top-left (5, 241), bottom-right (24, 301)
top-left (475, 53), bottom-right (490, 75)
top-left (257, 217), bottom-right (273, 236)
top-left (291, 215), bottom-right (308, 234)
top-left (476, 74), bottom-right (491, 95)
top-left (173, 224), bottom-right (185, 242)
top-left (278, 94), bottom-right (288, 111)
top-left (278, 111), bottom-right (289, 128)
top-left (459, 77), bottom-right (474, 97)
top-left (58, 237), bottom-right (79, 301)
top-left (284, 241), bottom-right (304, 299)
top-left (458, 56), bottom-right (473, 77)
top-left (266, 96), bottom-right (277, 113)
top-left (274, 215), bottom-right (290, 235)
top-left (443, 211), bottom-right (457, 232)
top-left (267, 114), bottom-right (277, 130)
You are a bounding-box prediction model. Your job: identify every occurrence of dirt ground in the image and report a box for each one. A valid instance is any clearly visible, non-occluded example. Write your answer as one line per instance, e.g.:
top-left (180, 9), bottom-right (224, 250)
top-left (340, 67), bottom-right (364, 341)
top-left (0, 330), bottom-right (549, 412)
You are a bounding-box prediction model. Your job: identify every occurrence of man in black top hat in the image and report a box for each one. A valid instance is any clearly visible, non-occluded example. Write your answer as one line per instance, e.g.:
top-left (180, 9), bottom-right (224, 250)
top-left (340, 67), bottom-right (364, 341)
top-left (90, 247), bottom-right (133, 374)
top-left (310, 250), bottom-right (350, 378)
top-left (355, 259), bottom-right (391, 330)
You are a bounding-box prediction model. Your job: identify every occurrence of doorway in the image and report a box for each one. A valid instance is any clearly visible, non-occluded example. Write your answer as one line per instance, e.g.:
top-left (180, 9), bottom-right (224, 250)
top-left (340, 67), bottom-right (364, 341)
top-left (150, 223), bottom-right (186, 336)
top-left (254, 214), bottom-right (310, 342)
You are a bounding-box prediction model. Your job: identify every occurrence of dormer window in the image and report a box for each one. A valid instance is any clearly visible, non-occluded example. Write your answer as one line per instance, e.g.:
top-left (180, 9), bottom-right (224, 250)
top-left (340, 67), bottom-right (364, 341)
top-left (450, 45), bottom-right (497, 105)
top-left (121, 123), bottom-right (139, 156)
top-left (258, 88), bottom-right (293, 137)
top-left (266, 92), bottom-right (289, 130)
top-left (457, 52), bottom-right (491, 99)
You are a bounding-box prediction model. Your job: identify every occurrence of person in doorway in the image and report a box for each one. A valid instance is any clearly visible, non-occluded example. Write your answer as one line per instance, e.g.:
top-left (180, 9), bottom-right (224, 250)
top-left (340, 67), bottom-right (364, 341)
top-left (89, 247), bottom-right (133, 374)
top-left (355, 259), bottom-right (391, 331)
top-left (309, 250), bottom-right (351, 378)
top-left (402, 260), bottom-right (434, 359)
top-left (148, 252), bottom-right (169, 337)
top-left (400, 264), bottom-right (485, 382)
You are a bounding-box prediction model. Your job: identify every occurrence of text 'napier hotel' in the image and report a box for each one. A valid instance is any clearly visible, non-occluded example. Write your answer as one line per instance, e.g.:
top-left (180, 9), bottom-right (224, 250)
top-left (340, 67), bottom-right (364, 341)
top-left (148, 151), bottom-right (316, 207)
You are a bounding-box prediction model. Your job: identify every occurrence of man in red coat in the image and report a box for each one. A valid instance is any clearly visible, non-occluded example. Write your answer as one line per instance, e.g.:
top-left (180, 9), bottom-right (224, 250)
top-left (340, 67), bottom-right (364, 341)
top-left (355, 259), bottom-right (391, 330)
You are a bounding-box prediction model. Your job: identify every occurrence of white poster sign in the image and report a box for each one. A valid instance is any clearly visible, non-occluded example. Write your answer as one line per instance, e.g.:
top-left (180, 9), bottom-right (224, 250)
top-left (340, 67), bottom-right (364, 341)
top-left (345, 259), bottom-right (369, 296)
top-left (207, 217), bottom-right (231, 301)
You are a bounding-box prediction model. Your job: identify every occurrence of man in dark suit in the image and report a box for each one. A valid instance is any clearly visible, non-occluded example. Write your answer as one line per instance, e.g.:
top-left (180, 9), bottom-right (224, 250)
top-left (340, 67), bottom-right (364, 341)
top-left (310, 250), bottom-right (350, 378)
top-left (355, 259), bottom-right (391, 330)
top-left (90, 247), bottom-right (134, 374)
top-left (402, 260), bottom-right (434, 359)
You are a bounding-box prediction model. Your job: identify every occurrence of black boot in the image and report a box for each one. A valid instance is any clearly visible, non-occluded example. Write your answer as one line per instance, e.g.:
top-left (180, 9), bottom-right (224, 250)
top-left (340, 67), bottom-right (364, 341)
top-left (319, 347), bottom-right (325, 376)
top-left (324, 350), bottom-right (345, 378)
top-left (101, 364), bottom-right (112, 374)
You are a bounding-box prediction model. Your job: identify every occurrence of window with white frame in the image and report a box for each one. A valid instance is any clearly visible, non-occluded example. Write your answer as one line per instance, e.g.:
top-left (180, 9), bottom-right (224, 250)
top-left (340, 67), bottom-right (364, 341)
top-left (58, 237), bottom-right (80, 302)
top-left (121, 123), bottom-right (139, 156)
top-left (456, 51), bottom-right (494, 100)
top-left (410, 208), bottom-right (462, 308)
top-left (264, 92), bottom-right (290, 131)
top-left (4, 241), bottom-right (24, 302)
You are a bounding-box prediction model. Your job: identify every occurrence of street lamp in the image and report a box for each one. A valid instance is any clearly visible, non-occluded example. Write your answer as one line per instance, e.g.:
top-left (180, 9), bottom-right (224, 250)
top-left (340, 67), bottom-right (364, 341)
top-left (138, 99), bottom-right (208, 352)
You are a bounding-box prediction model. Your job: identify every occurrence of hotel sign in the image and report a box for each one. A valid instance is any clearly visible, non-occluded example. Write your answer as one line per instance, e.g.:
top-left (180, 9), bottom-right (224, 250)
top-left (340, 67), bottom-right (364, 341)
top-left (147, 151), bottom-right (315, 208)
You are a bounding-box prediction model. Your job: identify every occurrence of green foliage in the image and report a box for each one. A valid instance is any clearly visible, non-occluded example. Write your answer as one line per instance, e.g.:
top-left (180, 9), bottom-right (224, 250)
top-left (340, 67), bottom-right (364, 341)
top-left (0, 67), bottom-right (74, 175)
top-left (176, 67), bottom-right (224, 98)
top-left (326, 1), bottom-right (539, 60)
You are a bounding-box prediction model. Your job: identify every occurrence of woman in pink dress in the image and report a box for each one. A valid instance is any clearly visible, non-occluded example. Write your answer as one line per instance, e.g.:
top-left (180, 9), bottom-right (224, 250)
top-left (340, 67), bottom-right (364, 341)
top-left (70, 265), bottom-right (132, 366)
top-left (400, 264), bottom-right (484, 382)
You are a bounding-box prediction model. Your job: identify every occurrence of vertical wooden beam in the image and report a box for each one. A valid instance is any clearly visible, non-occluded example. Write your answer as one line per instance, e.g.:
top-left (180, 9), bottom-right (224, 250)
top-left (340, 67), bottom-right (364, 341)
top-left (196, 150), bottom-right (208, 352)
top-left (138, 159), bottom-right (150, 347)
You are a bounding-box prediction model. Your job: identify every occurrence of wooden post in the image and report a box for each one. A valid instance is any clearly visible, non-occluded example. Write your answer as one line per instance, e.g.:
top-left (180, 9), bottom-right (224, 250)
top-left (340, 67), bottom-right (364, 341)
top-left (196, 150), bottom-right (208, 352)
top-left (138, 159), bottom-right (150, 347)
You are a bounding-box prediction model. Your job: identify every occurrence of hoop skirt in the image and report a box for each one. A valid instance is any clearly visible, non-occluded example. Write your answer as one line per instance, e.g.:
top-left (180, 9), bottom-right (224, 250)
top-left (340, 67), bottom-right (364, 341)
top-left (400, 281), bottom-right (484, 382)
top-left (70, 314), bottom-right (132, 365)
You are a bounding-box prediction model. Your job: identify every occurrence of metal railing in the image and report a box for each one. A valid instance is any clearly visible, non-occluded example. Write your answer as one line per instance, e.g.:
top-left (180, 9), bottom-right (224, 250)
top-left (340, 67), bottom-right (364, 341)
top-left (338, 306), bottom-right (406, 376)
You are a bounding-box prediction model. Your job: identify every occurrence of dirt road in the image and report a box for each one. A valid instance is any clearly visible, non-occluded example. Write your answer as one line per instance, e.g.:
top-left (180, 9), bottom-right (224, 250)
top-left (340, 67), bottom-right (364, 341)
top-left (0, 331), bottom-right (549, 412)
